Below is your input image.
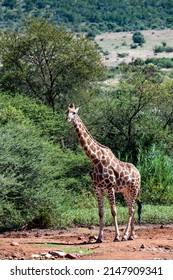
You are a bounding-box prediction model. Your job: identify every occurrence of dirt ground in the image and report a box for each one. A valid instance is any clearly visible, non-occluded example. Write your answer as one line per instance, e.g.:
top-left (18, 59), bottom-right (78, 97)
top-left (0, 224), bottom-right (173, 260)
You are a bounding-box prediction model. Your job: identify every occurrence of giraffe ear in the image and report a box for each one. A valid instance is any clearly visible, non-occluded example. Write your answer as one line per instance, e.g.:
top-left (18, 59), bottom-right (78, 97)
top-left (69, 103), bottom-right (75, 109)
top-left (75, 107), bottom-right (79, 114)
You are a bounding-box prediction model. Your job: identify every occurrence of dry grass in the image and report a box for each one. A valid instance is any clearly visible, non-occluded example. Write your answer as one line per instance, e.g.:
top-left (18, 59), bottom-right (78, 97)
top-left (95, 29), bottom-right (173, 67)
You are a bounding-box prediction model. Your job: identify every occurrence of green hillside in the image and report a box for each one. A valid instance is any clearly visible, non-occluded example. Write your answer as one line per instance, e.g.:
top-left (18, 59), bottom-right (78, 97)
top-left (1, 0), bottom-right (173, 34)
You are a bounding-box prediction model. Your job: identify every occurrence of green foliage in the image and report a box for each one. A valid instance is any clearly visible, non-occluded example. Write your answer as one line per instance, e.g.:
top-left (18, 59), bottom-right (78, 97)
top-left (87, 63), bottom-right (166, 160)
top-left (140, 205), bottom-right (173, 224)
top-left (0, 93), bottom-right (69, 146)
top-left (60, 203), bottom-right (173, 226)
top-left (1, 1), bottom-right (173, 33)
top-left (0, 122), bottom-right (56, 230)
top-left (130, 43), bottom-right (138, 49)
top-left (106, 67), bottom-right (119, 79)
top-left (1, 53), bottom-right (173, 233)
top-left (154, 44), bottom-right (173, 53)
top-left (132, 32), bottom-right (145, 45)
top-left (137, 144), bottom-right (173, 204)
top-left (0, 18), bottom-right (105, 110)
top-left (145, 57), bottom-right (173, 69)
top-left (0, 100), bottom-right (92, 231)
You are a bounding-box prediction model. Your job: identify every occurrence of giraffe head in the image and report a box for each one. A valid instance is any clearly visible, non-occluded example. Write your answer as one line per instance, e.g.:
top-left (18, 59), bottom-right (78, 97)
top-left (66, 103), bottom-right (79, 122)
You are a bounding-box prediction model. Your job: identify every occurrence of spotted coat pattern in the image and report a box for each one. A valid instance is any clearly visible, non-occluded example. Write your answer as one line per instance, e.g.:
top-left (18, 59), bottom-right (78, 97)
top-left (67, 103), bottom-right (141, 242)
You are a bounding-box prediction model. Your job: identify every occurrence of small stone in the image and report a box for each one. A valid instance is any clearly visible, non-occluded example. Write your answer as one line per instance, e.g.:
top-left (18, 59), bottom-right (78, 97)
top-left (10, 242), bottom-right (19, 246)
top-left (78, 236), bottom-right (83, 240)
top-left (12, 253), bottom-right (19, 258)
top-left (133, 247), bottom-right (136, 250)
top-left (140, 244), bottom-right (145, 249)
top-left (160, 224), bottom-right (164, 229)
top-left (88, 225), bottom-right (95, 230)
top-left (89, 235), bottom-right (97, 242)
top-left (31, 254), bottom-right (40, 259)
top-left (40, 252), bottom-right (52, 259)
top-left (49, 251), bottom-right (66, 258)
top-left (65, 253), bottom-right (77, 259)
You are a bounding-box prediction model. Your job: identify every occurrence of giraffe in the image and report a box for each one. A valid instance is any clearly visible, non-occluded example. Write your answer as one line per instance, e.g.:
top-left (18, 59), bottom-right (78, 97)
top-left (66, 103), bottom-right (141, 243)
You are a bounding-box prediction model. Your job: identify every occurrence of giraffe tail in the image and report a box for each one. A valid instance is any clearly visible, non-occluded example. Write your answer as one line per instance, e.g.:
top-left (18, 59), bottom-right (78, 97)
top-left (136, 198), bottom-right (142, 224)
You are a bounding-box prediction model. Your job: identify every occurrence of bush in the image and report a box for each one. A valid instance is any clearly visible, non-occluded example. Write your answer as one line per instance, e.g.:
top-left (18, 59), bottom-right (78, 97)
top-left (130, 43), bottom-right (138, 49)
top-left (132, 32), bottom-right (145, 44)
top-left (0, 92), bottom-right (74, 148)
top-left (0, 120), bottom-right (92, 231)
top-left (153, 45), bottom-right (165, 53)
top-left (153, 44), bottom-right (173, 54)
top-left (145, 58), bottom-right (173, 69)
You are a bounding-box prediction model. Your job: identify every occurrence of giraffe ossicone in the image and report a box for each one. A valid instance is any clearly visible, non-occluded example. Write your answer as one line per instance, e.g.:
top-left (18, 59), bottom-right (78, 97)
top-left (67, 103), bottom-right (141, 242)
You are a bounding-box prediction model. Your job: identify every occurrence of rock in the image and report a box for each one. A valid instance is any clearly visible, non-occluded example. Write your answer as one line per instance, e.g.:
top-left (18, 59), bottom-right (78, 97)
top-left (78, 236), bottom-right (83, 240)
top-left (140, 244), bottom-right (145, 249)
top-left (40, 252), bottom-right (52, 259)
top-left (65, 253), bottom-right (77, 259)
top-left (89, 235), bottom-right (97, 242)
top-left (31, 254), bottom-right (40, 259)
top-left (133, 247), bottom-right (137, 250)
top-left (10, 242), bottom-right (19, 246)
top-left (49, 251), bottom-right (66, 258)
top-left (12, 253), bottom-right (19, 258)
top-left (160, 224), bottom-right (164, 229)
top-left (88, 225), bottom-right (95, 230)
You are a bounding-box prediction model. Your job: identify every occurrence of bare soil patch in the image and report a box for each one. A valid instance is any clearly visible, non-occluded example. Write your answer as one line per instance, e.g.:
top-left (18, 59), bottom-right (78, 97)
top-left (0, 224), bottom-right (173, 260)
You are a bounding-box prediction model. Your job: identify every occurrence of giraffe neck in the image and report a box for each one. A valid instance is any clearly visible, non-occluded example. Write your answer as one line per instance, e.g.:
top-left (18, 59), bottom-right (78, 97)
top-left (72, 116), bottom-right (108, 162)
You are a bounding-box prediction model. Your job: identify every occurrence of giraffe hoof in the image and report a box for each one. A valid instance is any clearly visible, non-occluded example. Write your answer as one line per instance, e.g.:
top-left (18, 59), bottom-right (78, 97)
top-left (122, 236), bottom-right (128, 241)
top-left (128, 235), bottom-right (136, 240)
top-left (113, 237), bottom-right (120, 242)
top-left (96, 238), bottom-right (102, 243)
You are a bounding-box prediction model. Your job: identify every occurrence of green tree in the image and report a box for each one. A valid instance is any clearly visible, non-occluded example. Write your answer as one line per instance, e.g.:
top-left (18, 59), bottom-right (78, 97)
top-left (86, 63), bottom-right (167, 161)
top-left (0, 18), bottom-right (105, 110)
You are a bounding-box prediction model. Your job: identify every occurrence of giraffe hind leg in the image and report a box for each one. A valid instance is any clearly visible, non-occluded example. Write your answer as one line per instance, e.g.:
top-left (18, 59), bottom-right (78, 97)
top-left (122, 190), bottom-right (137, 241)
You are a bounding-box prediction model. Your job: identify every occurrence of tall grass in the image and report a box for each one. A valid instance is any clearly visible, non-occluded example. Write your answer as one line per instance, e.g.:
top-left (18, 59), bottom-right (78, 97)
top-left (59, 204), bottom-right (173, 227)
top-left (137, 144), bottom-right (173, 204)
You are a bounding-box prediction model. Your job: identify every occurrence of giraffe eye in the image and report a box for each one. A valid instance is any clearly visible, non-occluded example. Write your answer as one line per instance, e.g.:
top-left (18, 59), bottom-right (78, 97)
top-left (72, 111), bottom-right (76, 115)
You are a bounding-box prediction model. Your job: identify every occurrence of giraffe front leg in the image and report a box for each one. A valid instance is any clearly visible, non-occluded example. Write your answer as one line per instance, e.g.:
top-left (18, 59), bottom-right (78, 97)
top-left (107, 188), bottom-right (120, 242)
top-left (95, 188), bottom-right (104, 243)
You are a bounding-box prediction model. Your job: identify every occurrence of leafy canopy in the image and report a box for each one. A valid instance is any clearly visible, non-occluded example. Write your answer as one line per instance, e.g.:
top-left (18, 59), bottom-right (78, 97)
top-left (0, 18), bottom-right (105, 110)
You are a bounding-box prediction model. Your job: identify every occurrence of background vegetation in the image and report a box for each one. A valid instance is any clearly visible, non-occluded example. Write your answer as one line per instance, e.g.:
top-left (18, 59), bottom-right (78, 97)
top-left (1, 0), bottom-right (173, 36)
top-left (0, 11), bottom-right (173, 231)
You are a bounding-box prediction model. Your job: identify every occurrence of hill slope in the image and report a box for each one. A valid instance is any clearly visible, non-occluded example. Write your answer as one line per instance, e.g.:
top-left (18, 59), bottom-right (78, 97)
top-left (1, 0), bottom-right (173, 32)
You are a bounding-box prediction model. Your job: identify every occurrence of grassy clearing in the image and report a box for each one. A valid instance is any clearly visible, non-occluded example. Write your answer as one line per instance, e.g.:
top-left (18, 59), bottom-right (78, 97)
top-left (60, 204), bottom-right (173, 227)
top-left (95, 29), bottom-right (173, 67)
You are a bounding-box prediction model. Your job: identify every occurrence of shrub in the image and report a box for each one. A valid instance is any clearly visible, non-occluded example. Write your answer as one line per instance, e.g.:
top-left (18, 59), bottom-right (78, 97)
top-left (0, 121), bottom-right (92, 231)
top-left (117, 53), bottom-right (129, 58)
top-left (132, 32), bottom-right (145, 44)
top-left (130, 43), bottom-right (138, 49)
top-left (153, 44), bottom-right (173, 54)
